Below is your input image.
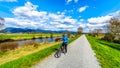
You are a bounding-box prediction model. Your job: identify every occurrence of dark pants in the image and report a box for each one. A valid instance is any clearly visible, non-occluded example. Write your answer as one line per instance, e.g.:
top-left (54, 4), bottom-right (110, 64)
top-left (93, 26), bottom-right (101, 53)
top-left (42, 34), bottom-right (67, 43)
top-left (62, 42), bottom-right (67, 53)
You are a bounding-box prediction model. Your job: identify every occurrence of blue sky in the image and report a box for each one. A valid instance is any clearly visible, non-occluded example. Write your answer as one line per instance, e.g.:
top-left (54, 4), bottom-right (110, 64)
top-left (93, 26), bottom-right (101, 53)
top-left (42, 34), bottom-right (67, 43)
top-left (0, 0), bottom-right (120, 32)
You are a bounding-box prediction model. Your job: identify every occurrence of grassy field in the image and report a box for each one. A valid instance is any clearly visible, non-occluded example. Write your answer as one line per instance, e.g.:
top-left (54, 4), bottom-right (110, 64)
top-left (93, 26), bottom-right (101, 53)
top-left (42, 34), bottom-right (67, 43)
top-left (0, 36), bottom-right (79, 68)
top-left (0, 33), bottom-right (62, 41)
top-left (86, 35), bottom-right (120, 68)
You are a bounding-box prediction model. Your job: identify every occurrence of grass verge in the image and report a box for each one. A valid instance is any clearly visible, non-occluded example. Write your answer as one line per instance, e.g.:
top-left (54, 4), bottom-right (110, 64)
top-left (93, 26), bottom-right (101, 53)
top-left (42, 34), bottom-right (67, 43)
top-left (0, 33), bottom-right (62, 41)
top-left (0, 36), bottom-right (78, 68)
top-left (86, 35), bottom-right (120, 68)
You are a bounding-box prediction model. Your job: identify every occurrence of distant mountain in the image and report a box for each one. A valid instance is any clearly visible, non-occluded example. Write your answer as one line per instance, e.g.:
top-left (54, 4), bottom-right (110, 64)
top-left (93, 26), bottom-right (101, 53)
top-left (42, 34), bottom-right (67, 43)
top-left (4, 27), bottom-right (36, 33)
top-left (4, 27), bottom-right (76, 34)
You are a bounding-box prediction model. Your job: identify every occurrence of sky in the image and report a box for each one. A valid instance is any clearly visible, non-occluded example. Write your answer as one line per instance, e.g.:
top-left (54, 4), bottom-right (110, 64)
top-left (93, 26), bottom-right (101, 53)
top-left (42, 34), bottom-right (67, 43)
top-left (0, 0), bottom-right (120, 32)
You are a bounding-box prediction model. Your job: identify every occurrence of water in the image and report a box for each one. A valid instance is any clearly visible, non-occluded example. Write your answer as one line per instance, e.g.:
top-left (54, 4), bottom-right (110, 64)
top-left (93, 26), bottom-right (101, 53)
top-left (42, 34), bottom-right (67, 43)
top-left (0, 38), bottom-right (55, 47)
top-left (19, 38), bottom-right (55, 46)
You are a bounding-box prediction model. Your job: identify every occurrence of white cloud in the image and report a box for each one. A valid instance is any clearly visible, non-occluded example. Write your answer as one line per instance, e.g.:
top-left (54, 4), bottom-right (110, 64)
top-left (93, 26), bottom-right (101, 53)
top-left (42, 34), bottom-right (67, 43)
top-left (5, 18), bottom-right (42, 29)
top-left (56, 24), bottom-right (74, 29)
top-left (79, 22), bottom-right (107, 33)
top-left (62, 17), bottom-right (77, 24)
top-left (66, 0), bottom-right (79, 4)
top-left (84, 14), bottom-right (114, 33)
top-left (48, 13), bottom-right (63, 20)
top-left (108, 10), bottom-right (120, 18)
top-left (86, 23), bottom-right (106, 27)
top-left (5, 1), bottom-right (79, 31)
top-left (49, 22), bottom-right (60, 25)
top-left (85, 23), bottom-right (108, 33)
top-left (78, 6), bottom-right (88, 13)
top-left (88, 15), bottom-right (112, 23)
top-left (76, 11), bottom-right (120, 33)
top-left (5, 1), bottom-right (120, 32)
top-left (0, 0), bottom-right (17, 2)
top-left (80, 10), bottom-right (120, 33)
top-left (13, 2), bottom-right (46, 18)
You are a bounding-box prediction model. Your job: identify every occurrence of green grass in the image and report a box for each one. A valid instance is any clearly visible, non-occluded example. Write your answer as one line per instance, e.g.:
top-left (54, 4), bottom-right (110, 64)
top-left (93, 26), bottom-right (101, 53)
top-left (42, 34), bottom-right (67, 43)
top-left (86, 35), bottom-right (120, 68)
top-left (0, 44), bottom-right (58, 68)
top-left (0, 36), bottom-right (78, 68)
top-left (0, 33), bottom-right (62, 41)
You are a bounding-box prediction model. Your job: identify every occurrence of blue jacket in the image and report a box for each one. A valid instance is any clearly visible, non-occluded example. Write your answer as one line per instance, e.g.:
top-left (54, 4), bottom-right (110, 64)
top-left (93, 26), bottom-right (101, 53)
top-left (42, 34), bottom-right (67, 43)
top-left (62, 36), bottom-right (68, 44)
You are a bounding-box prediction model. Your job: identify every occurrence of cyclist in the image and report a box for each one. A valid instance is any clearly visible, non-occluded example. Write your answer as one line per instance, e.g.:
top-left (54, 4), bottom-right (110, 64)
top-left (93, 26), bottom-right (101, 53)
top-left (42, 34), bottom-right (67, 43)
top-left (62, 34), bottom-right (68, 53)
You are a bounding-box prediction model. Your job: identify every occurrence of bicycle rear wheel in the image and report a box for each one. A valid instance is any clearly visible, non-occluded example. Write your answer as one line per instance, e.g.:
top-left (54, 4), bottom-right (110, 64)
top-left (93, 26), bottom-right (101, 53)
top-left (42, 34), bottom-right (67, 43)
top-left (54, 50), bottom-right (61, 58)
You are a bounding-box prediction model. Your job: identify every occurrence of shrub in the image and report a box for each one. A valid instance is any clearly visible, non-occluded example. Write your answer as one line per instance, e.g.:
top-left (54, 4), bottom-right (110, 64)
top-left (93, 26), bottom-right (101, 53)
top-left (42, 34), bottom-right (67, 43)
top-left (54, 37), bottom-right (61, 42)
top-left (0, 42), bottom-right (18, 53)
top-left (103, 33), bottom-right (115, 42)
top-left (21, 42), bottom-right (39, 48)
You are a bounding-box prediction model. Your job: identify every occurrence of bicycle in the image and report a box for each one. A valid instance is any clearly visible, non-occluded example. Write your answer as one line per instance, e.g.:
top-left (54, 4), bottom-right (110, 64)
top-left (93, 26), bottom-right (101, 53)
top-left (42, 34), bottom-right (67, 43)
top-left (54, 43), bottom-right (66, 58)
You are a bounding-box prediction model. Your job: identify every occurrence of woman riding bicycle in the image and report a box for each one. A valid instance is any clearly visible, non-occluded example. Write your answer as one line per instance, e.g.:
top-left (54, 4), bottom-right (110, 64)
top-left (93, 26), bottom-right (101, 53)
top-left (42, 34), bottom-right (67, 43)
top-left (62, 34), bottom-right (68, 53)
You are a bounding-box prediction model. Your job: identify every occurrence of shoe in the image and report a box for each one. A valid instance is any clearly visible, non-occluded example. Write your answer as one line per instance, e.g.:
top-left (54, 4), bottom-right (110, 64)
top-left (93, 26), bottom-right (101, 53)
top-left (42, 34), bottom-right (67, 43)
top-left (64, 52), bottom-right (67, 55)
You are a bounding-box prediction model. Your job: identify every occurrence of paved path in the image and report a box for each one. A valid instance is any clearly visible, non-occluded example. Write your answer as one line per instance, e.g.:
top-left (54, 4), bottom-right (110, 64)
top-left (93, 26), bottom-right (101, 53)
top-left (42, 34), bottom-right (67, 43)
top-left (33, 35), bottom-right (101, 68)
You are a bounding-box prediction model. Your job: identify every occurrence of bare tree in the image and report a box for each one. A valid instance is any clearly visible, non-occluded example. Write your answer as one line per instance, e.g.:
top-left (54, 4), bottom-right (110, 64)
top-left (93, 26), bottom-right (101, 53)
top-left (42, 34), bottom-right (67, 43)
top-left (94, 29), bottom-right (103, 37)
top-left (77, 26), bottom-right (83, 34)
top-left (104, 17), bottom-right (120, 42)
top-left (109, 18), bottom-right (120, 41)
top-left (89, 30), bottom-right (96, 37)
top-left (89, 28), bottom-right (102, 37)
top-left (0, 17), bottom-right (5, 32)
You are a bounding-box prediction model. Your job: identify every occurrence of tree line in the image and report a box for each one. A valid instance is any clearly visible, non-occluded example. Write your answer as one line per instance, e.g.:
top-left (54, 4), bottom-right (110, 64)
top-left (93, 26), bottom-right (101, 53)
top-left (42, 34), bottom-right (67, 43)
top-left (88, 13), bottom-right (120, 43)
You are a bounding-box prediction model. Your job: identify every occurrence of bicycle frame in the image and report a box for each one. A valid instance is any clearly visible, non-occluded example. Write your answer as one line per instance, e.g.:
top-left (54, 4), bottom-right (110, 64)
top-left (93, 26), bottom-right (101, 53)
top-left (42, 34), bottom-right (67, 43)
top-left (54, 43), bottom-right (66, 58)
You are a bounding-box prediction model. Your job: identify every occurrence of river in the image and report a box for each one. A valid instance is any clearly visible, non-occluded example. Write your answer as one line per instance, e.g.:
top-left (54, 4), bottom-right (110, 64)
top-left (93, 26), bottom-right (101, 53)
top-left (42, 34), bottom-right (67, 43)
top-left (0, 38), bottom-right (55, 47)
